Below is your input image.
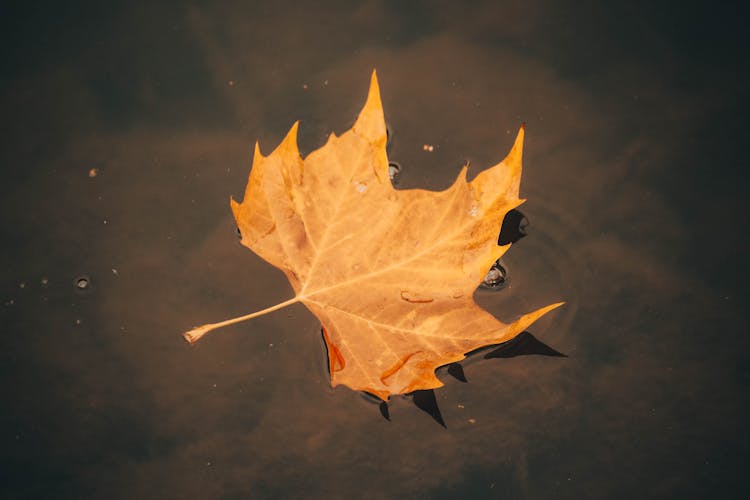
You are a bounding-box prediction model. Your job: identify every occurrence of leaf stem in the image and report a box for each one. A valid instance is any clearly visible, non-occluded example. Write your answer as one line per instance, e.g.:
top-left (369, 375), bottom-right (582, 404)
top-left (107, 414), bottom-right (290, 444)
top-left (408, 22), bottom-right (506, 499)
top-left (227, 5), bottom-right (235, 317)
top-left (182, 296), bottom-right (301, 344)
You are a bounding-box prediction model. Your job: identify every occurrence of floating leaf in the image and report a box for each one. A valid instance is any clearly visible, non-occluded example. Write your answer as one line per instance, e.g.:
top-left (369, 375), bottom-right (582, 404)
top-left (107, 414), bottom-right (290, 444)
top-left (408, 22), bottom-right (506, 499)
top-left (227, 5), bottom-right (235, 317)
top-left (184, 71), bottom-right (563, 400)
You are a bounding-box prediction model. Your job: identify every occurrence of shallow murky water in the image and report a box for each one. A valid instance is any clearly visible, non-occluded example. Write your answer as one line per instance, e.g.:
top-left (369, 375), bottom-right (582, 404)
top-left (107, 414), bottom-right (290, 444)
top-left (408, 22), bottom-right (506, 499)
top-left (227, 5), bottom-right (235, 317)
top-left (1, 2), bottom-right (748, 499)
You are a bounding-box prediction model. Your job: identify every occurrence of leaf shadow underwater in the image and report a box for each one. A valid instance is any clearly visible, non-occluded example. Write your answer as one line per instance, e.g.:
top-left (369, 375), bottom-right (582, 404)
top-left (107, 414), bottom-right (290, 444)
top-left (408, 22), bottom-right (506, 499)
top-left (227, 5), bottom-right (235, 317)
top-left (376, 389), bottom-right (447, 428)
top-left (374, 331), bottom-right (566, 428)
top-left (483, 331), bottom-right (567, 359)
top-left (497, 208), bottom-right (528, 245)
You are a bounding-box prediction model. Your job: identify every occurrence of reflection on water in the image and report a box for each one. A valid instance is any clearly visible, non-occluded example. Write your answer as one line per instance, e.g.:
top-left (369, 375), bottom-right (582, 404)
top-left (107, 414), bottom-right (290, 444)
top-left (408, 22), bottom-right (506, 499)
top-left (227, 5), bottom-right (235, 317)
top-left (1, 1), bottom-right (748, 499)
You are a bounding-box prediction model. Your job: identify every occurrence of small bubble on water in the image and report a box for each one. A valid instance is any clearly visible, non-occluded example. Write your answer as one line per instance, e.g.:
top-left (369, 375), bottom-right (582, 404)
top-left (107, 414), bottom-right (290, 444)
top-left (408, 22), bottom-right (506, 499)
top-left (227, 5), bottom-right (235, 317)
top-left (388, 162), bottom-right (401, 183)
top-left (74, 276), bottom-right (90, 290)
top-left (480, 261), bottom-right (507, 290)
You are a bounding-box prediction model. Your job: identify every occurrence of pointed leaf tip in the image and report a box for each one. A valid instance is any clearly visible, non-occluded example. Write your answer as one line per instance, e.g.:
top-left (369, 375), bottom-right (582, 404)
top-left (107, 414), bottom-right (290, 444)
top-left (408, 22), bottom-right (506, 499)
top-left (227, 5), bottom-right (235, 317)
top-left (252, 141), bottom-right (264, 164)
top-left (364, 72), bottom-right (382, 114)
top-left (512, 124), bottom-right (524, 156)
top-left (275, 121), bottom-right (301, 158)
top-left (501, 124), bottom-right (524, 177)
top-left (369, 69), bottom-right (380, 97)
top-left (454, 164), bottom-right (468, 185)
top-left (353, 72), bottom-right (386, 144)
top-left (286, 121), bottom-right (300, 143)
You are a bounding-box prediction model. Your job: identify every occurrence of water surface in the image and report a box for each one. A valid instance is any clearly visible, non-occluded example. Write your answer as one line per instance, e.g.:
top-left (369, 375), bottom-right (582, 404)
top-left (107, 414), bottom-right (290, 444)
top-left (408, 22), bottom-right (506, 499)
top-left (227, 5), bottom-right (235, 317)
top-left (1, 1), bottom-right (748, 498)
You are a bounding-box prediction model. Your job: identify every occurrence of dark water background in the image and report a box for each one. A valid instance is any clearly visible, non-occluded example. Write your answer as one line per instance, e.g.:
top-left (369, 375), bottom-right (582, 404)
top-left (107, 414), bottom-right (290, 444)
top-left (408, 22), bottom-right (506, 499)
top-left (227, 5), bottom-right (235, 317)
top-left (1, 1), bottom-right (748, 498)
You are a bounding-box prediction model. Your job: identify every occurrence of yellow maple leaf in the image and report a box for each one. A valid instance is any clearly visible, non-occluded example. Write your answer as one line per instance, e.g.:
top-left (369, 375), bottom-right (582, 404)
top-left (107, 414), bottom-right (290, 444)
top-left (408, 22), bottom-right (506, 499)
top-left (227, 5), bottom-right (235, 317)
top-left (184, 71), bottom-right (563, 400)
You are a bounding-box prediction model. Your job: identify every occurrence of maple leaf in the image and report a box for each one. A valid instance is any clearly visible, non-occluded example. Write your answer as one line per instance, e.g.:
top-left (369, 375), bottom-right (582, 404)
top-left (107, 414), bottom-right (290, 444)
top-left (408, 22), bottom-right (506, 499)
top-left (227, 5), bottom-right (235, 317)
top-left (184, 71), bottom-right (563, 401)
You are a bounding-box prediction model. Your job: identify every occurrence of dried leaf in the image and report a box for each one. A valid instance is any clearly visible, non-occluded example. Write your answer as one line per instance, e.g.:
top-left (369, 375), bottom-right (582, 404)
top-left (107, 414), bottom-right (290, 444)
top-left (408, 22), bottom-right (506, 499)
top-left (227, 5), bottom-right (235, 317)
top-left (184, 71), bottom-right (563, 400)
